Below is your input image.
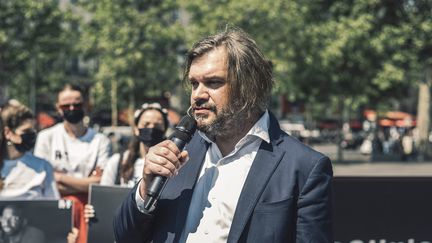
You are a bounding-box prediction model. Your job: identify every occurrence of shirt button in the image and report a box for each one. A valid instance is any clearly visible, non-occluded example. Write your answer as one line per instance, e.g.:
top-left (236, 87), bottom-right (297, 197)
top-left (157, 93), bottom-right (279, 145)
top-left (204, 230), bottom-right (209, 235)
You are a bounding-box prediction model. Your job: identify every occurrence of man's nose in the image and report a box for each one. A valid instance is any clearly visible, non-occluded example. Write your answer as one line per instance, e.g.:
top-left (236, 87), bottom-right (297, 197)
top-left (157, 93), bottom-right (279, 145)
top-left (192, 83), bottom-right (209, 101)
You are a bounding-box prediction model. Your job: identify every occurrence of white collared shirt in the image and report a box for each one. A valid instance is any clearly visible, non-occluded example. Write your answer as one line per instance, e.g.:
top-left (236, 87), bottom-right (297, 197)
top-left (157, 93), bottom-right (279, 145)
top-left (136, 110), bottom-right (270, 243)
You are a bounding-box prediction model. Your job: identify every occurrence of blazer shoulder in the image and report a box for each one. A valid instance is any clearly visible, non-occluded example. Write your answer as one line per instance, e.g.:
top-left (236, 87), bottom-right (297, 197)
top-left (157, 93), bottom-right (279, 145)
top-left (276, 131), bottom-right (332, 178)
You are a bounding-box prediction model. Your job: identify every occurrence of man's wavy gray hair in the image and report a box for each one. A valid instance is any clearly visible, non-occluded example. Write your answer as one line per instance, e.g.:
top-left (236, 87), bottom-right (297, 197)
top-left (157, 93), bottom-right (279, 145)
top-left (183, 27), bottom-right (273, 119)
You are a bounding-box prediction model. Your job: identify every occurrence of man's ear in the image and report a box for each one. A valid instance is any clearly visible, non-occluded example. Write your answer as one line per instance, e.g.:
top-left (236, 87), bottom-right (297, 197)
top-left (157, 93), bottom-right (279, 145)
top-left (133, 127), bottom-right (139, 137)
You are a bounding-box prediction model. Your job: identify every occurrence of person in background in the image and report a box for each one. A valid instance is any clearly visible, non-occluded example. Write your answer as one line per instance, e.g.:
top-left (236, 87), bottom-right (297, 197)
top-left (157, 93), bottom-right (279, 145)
top-left (0, 205), bottom-right (45, 243)
top-left (114, 27), bottom-right (333, 242)
top-left (84, 102), bottom-right (169, 222)
top-left (101, 102), bottom-right (169, 187)
top-left (0, 100), bottom-right (59, 200)
top-left (34, 83), bottom-right (111, 243)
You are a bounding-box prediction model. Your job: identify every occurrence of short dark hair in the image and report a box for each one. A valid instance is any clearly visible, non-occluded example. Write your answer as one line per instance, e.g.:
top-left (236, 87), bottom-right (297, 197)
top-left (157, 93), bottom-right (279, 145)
top-left (183, 27), bottom-right (273, 117)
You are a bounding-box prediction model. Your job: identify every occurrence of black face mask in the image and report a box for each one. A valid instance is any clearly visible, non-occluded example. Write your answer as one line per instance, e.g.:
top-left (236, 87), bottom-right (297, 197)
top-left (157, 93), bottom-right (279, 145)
top-left (138, 128), bottom-right (165, 147)
top-left (14, 131), bottom-right (37, 153)
top-left (63, 109), bottom-right (84, 124)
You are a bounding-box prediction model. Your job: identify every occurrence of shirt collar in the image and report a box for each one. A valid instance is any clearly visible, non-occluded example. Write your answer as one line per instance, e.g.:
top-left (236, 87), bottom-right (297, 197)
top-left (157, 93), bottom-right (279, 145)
top-left (198, 109), bottom-right (270, 145)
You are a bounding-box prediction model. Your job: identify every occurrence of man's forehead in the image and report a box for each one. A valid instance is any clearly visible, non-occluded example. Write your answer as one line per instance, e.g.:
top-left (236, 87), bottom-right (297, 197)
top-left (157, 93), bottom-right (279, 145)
top-left (189, 47), bottom-right (228, 79)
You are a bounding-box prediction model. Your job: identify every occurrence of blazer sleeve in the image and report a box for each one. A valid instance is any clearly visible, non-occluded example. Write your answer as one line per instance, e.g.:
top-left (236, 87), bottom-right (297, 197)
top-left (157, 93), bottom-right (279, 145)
top-left (113, 183), bottom-right (155, 243)
top-left (296, 156), bottom-right (333, 242)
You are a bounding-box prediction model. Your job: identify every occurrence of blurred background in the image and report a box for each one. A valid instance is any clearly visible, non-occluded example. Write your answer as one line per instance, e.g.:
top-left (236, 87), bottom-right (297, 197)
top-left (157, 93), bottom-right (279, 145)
top-left (1, 0), bottom-right (431, 164)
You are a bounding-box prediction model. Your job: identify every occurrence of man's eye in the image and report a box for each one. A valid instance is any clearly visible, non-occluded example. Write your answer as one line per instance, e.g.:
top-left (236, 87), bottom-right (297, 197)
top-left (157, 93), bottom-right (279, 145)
top-left (207, 80), bottom-right (224, 88)
top-left (190, 81), bottom-right (198, 88)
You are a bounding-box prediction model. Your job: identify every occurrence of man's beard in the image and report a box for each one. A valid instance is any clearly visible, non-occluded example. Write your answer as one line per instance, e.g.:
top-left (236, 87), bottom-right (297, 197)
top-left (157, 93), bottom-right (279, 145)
top-left (194, 101), bottom-right (249, 140)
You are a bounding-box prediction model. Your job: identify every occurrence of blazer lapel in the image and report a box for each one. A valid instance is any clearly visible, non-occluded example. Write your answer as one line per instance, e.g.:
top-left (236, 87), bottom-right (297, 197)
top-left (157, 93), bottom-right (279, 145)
top-left (172, 136), bottom-right (209, 241)
top-left (227, 113), bottom-right (285, 243)
top-left (154, 135), bottom-right (209, 243)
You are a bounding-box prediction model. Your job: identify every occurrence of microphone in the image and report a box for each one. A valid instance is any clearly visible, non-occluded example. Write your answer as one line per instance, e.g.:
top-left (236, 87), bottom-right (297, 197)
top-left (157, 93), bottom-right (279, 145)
top-left (144, 115), bottom-right (197, 211)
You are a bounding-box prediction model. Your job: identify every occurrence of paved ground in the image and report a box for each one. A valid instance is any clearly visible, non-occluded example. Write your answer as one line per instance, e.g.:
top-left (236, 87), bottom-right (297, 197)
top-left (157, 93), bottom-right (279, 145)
top-left (311, 143), bottom-right (432, 176)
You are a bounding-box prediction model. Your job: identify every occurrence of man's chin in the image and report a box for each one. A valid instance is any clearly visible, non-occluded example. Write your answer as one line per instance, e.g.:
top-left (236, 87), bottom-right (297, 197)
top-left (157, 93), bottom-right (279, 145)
top-left (196, 120), bottom-right (214, 134)
top-left (195, 116), bottom-right (214, 127)
top-left (197, 122), bottom-right (210, 132)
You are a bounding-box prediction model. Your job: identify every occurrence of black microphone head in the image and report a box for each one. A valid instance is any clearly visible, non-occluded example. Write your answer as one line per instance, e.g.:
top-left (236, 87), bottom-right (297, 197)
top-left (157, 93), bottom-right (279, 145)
top-left (175, 115), bottom-right (197, 135)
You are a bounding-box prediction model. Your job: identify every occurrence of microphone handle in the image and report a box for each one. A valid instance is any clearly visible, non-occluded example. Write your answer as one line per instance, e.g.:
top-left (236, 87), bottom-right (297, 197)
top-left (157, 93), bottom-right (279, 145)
top-left (144, 137), bottom-right (188, 211)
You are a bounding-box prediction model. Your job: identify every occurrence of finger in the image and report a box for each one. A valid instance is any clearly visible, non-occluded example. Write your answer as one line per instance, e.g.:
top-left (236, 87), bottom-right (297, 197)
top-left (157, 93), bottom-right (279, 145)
top-left (178, 151), bottom-right (190, 167)
top-left (157, 140), bottom-right (181, 154)
top-left (146, 146), bottom-right (182, 173)
top-left (84, 204), bottom-right (94, 212)
top-left (150, 144), bottom-right (181, 167)
top-left (145, 162), bottom-right (176, 178)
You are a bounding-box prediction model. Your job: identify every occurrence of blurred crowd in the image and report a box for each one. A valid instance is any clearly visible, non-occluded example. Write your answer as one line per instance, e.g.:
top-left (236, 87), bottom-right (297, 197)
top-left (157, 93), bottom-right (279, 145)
top-left (0, 83), bottom-right (174, 243)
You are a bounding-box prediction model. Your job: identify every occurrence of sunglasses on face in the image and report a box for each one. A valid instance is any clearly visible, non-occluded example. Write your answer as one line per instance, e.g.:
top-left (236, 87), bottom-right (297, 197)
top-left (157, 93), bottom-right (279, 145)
top-left (59, 103), bottom-right (83, 111)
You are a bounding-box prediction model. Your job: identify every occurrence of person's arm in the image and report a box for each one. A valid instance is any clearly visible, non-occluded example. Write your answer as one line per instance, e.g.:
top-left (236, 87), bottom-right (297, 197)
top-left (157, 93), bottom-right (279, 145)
top-left (113, 183), bottom-right (155, 243)
top-left (113, 140), bottom-right (189, 243)
top-left (55, 167), bottom-right (102, 194)
top-left (100, 154), bottom-right (120, 186)
top-left (296, 156), bottom-right (333, 242)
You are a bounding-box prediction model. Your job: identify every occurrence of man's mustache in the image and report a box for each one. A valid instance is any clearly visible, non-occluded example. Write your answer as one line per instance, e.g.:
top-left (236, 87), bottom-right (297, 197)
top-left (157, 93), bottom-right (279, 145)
top-left (191, 101), bottom-right (217, 112)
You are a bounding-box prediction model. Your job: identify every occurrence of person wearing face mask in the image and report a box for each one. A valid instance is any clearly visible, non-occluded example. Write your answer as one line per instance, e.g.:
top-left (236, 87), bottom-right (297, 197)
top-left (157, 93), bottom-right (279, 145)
top-left (100, 102), bottom-right (169, 187)
top-left (34, 83), bottom-right (111, 243)
top-left (0, 100), bottom-right (59, 200)
top-left (80, 103), bottom-right (169, 228)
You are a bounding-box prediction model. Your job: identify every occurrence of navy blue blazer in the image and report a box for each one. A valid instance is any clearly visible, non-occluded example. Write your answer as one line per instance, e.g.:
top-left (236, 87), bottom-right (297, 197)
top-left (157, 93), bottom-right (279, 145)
top-left (114, 113), bottom-right (333, 242)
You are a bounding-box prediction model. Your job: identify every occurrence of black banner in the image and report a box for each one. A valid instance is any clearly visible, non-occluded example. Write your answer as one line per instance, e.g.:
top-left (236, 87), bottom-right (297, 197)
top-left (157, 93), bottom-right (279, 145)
top-left (0, 200), bottom-right (72, 243)
top-left (87, 184), bottom-right (131, 243)
top-left (334, 177), bottom-right (432, 243)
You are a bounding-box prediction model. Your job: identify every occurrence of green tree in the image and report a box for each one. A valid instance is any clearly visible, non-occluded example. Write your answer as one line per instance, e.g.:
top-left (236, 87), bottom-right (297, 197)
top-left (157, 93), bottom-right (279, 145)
top-left (180, 0), bottom-right (432, 160)
top-left (179, 0), bottom-right (302, 97)
top-left (77, 0), bottom-right (185, 125)
top-left (374, 0), bottom-right (432, 159)
top-left (0, 0), bottom-right (78, 111)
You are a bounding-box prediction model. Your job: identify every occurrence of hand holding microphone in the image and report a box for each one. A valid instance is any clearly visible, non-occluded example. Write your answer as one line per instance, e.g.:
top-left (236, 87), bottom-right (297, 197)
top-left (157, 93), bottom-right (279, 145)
top-left (141, 115), bottom-right (197, 211)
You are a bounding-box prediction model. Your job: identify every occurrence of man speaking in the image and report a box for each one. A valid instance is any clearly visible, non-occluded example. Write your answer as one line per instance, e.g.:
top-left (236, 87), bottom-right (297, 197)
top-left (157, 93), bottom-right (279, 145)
top-left (114, 26), bottom-right (333, 243)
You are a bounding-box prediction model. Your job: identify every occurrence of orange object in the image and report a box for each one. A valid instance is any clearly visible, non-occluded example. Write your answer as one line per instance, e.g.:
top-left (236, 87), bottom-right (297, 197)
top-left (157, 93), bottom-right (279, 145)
top-left (378, 118), bottom-right (395, 127)
top-left (63, 193), bottom-right (88, 243)
top-left (37, 112), bottom-right (56, 129)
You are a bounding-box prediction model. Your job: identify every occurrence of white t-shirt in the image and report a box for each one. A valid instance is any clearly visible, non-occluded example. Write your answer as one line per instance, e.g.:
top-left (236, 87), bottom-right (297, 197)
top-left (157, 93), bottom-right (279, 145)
top-left (0, 152), bottom-right (60, 200)
top-left (34, 123), bottom-right (111, 178)
top-left (100, 151), bottom-right (144, 187)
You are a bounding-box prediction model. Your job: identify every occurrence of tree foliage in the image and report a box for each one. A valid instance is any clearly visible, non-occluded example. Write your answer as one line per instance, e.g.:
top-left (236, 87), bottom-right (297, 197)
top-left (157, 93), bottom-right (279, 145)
top-left (180, 0), bottom-right (431, 118)
top-left (1, 0), bottom-right (430, 127)
top-left (76, 0), bottom-right (185, 113)
top-left (0, 0), bottom-right (78, 108)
